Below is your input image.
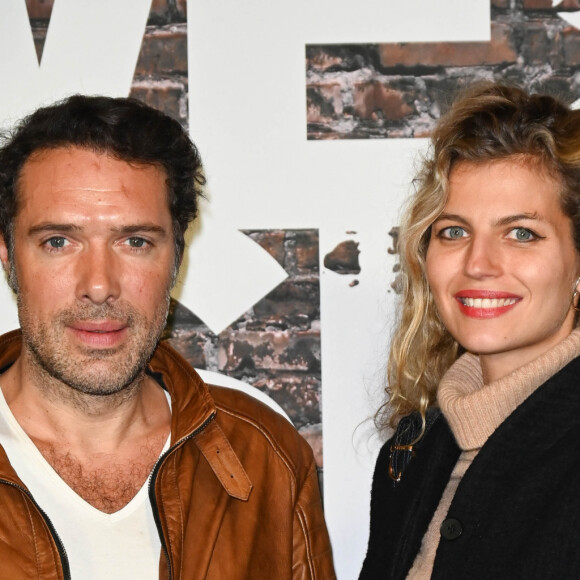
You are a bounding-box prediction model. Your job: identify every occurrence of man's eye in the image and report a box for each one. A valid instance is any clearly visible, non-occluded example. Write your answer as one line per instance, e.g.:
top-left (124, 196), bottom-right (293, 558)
top-left (126, 237), bottom-right (148, 248)
top-left (439, 226), bottom-right (465, 239)
top-left (45, 237), bottom-right (68, 249)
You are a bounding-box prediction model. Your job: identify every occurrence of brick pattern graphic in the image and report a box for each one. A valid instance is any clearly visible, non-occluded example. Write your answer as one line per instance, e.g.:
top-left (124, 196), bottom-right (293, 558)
top-left (163, 230), bottom-right (323, 466)
top-left (307, 0), bottom-right (580, 139)
top-left (26, 0), bottom-right (188, 126)
top-left (130, 8), bottom-right (188, 126)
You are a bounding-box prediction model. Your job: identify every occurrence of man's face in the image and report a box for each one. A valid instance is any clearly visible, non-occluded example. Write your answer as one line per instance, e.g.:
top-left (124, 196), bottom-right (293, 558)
top-left (0, 147), bottom-right (176, 395)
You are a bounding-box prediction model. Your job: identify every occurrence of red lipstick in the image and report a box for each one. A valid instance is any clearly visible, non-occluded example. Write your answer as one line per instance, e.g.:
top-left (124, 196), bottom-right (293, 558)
top-left (454, 290), bottom-right (521, 319)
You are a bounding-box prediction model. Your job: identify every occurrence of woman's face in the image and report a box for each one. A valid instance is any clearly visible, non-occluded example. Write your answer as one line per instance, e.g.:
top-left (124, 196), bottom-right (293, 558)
top-left (426, 158), bottom-right (580, 382)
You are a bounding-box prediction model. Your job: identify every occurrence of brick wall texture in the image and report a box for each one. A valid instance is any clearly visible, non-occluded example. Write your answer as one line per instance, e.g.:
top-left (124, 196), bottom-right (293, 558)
top-left (162, 230), bottom-right (323, 466)
top-left (307, 0), bottom-right (580, 139)
top-left (26, 0), bottom-right (189, 126)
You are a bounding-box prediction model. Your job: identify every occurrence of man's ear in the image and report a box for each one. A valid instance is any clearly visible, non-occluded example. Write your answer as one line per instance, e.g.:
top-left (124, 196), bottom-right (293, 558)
top-left (0, 235), bottom-right (9, 273)
top-left (0, 235), bottom-right (17, 294)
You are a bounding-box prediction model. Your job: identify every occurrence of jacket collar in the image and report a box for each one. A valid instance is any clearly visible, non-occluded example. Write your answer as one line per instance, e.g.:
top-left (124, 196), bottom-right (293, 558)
top-left (0, 330), bottom-right (252, 500)
top-left (147, 339), bottom-right (216, 443)
top-left (0, 329), bottom-right (216, 445)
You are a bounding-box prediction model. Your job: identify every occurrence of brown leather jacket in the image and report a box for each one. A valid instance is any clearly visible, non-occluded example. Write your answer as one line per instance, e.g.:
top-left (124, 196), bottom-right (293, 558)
top-left (0, 331), bottom-right (336, 579)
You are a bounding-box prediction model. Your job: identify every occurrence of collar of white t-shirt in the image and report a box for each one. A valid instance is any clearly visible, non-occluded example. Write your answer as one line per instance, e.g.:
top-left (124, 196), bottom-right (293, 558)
top-left (0, 386), bottom-right (171, 580)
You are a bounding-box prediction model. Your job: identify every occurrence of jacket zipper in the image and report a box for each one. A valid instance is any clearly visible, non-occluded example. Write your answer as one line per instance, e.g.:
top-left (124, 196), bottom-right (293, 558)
top-left (148, 412), bottom-right (216, 580)
top-left (0, 478), bottom-right (71, 580)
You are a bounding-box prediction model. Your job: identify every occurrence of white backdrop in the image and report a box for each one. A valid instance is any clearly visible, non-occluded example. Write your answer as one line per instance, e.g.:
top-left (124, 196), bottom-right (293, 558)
top-left (0, 1), bottom-right (490, 577)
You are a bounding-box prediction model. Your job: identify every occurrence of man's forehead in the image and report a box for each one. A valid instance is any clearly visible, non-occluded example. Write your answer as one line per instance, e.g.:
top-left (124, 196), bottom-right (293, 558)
top-left (12, 147), bottom-right (172, 233)
top-left (16, 146), bottom-right (169, 206)
top-left (22, 146), bottom-right (166, 181)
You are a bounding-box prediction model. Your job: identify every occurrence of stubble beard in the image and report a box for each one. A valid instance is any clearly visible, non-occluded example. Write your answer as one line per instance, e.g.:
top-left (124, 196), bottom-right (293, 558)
top-left (17, 295), bottom-right (170, 400)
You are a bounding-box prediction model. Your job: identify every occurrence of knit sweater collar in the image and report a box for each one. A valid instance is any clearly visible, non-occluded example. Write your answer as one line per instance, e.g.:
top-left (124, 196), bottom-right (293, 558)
top-left (437, 328), bottom-right (580, 451)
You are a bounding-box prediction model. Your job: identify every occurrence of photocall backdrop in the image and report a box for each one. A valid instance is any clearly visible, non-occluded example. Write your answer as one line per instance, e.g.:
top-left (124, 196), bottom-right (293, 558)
top-left (2, 1), bottom-right (580, 577)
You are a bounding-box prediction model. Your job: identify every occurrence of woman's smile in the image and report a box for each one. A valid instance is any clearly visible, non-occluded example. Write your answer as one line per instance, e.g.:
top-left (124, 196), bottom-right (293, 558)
top-left (454, 290), bottom-right (521, 318)
top-left (426, 158), bottom-right (580, 382)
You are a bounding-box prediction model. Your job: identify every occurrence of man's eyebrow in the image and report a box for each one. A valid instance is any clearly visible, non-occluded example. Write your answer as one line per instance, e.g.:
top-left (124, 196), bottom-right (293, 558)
top-left (110, 224), bottom-right (169, 237)
top-left (27, 223), bottom-right (81, 236)
top-left (27, 223), bottom-right (170, 236)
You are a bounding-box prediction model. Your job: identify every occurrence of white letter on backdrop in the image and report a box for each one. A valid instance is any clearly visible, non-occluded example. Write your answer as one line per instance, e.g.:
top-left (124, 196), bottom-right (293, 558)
top-left (186, 1), bottom-right (489, 577)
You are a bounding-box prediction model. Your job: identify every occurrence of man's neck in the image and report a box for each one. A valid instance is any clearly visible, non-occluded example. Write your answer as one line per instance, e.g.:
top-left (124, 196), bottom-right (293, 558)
top-left (0, 353), bottom-right (172, 512)
top-left (3, 352), bottom-right (165, 432)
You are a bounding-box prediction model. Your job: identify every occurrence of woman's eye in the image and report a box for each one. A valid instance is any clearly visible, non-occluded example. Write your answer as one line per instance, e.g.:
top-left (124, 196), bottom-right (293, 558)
top-left (439, 226), bottom-right (465, 239)
top-left (508, 227), bottom-right (535, 242)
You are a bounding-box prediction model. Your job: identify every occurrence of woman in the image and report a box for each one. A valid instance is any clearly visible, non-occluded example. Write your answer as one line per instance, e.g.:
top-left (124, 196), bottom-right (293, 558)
top-left (359, 82), bottom-right (580, 579)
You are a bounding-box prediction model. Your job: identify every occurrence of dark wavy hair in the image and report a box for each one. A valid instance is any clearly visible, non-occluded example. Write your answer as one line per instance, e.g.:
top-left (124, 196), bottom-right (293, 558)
top-left (0, 95), bottom-right (205, 271)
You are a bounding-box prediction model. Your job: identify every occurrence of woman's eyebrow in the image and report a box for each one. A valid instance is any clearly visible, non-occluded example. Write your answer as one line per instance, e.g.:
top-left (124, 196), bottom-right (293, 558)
top-left (432, 213), bottom-right (469, 225)
top-left (433, 212), bottom-right (542, 227)
top-left (495, 212), bottom-right (540, 226)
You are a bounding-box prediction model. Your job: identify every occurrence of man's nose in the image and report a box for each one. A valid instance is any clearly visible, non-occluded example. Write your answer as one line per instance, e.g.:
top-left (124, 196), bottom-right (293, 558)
top-left (75, 246), bottom-right (121, 305)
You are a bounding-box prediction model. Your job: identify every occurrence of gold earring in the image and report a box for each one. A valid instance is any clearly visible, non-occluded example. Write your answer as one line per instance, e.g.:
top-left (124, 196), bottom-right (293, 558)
top-left (573, 276), bottom-right (580, 312)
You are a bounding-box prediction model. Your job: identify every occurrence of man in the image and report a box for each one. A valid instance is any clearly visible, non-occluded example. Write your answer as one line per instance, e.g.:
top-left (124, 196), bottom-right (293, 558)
top-left (0, 96), bottom-right (335, 579)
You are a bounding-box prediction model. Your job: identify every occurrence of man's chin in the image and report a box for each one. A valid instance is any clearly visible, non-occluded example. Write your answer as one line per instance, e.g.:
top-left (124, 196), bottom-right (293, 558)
top-left (75, 346), bottom-right (129, 360)
top-left (53, 368), bottom-right (146, 398)
top-left (28, 347), bottom-right (149, 398)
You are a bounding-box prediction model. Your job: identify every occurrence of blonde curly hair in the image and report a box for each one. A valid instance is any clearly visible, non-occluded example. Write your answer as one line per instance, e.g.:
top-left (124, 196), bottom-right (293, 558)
top-left (379, 82), bottom-right (580, 434)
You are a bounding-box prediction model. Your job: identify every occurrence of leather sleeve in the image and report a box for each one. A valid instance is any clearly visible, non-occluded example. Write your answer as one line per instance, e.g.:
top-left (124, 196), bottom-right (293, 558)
top-left (292, 461), bottom-right (336, 580)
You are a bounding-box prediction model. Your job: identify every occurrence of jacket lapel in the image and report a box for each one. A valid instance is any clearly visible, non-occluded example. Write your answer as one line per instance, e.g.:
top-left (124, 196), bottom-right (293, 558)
top-left (433, 355), bottom-right (580, 576)
top-left (389, 418), bottom-right (460, 578)
top-left (149, 341), bottom-right (254, 579)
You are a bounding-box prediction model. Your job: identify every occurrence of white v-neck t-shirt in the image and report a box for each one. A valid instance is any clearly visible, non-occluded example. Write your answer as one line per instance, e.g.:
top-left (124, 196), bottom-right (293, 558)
top-left (0, 387), bottom-right (171, 580)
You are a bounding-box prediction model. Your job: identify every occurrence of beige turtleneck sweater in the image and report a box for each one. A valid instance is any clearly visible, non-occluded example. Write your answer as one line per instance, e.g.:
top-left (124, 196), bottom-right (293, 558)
top-left (406, 328), bottom-right (580, 579)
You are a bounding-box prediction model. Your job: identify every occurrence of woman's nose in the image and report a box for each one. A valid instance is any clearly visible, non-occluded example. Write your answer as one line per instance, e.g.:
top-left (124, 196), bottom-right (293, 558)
top-left (463, 236), bottom-right (503, 279)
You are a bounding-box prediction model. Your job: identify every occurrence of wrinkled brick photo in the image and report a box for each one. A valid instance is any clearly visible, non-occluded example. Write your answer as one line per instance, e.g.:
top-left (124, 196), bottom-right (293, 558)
top-left (307, 0), bottom-right (580, 139)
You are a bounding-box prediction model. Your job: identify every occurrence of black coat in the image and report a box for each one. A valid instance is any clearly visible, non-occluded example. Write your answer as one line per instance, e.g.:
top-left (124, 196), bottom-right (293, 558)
top-left (359, 355), bottom-right (580, 580)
